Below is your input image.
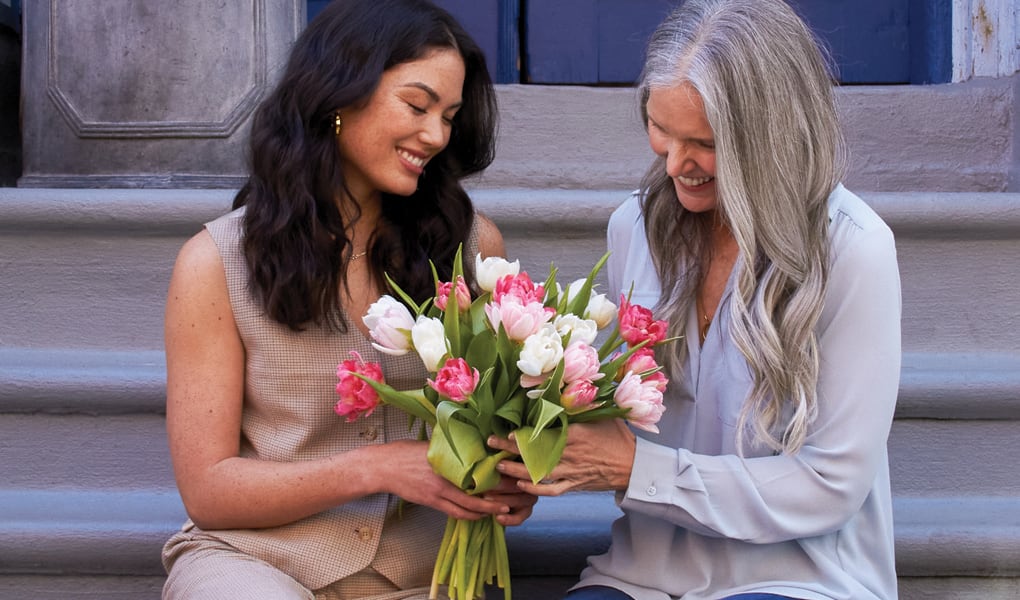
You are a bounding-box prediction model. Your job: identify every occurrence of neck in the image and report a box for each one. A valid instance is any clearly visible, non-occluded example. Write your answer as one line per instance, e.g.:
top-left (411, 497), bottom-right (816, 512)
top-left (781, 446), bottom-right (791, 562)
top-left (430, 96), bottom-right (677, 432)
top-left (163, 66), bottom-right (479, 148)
top-left (703, 211), bottom-right (736, 254)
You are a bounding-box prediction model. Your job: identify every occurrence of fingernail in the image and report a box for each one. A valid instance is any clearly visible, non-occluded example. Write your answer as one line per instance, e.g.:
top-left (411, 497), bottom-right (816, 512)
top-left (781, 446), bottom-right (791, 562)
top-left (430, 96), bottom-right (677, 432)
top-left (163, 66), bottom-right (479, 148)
top-left (496, 463), bottom-right (506, 472)
top-left (487, 435), bottom-right (496, 446)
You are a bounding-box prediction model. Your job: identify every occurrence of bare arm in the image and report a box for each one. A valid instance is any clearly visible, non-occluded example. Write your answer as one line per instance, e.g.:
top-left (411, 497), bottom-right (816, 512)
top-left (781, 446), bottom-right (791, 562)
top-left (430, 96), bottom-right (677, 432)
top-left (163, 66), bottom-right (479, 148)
top-left (164, 230), bottom-right (518, 530)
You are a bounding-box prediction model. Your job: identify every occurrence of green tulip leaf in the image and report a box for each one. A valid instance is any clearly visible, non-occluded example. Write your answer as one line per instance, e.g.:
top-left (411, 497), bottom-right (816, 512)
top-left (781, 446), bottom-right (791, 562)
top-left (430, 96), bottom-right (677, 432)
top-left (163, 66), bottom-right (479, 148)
top-left (514, 417), bottom-right (568, 483)
top-left (353, 375), bottom-right (436, 425)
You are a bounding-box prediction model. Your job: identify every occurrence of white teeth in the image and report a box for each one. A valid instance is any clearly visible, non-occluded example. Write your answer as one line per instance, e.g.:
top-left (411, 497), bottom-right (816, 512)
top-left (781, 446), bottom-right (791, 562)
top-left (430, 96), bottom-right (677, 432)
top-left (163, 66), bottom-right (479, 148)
top-left (398, 149), bottom-right (426, 168)
top-left (677, 175), bottom-right (713, 187)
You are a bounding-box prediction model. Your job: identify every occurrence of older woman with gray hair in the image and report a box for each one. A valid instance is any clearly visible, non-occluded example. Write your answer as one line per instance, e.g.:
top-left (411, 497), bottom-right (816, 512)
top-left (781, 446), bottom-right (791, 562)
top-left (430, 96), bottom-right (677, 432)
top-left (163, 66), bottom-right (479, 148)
top-left (491, 0), bottom-right (901, 598)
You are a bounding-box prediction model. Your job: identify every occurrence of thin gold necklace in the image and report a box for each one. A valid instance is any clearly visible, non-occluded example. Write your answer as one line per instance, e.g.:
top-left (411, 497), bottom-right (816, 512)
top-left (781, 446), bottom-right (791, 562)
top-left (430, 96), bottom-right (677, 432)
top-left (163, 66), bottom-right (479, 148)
top-left (350, 250), bottom-right (368, 261)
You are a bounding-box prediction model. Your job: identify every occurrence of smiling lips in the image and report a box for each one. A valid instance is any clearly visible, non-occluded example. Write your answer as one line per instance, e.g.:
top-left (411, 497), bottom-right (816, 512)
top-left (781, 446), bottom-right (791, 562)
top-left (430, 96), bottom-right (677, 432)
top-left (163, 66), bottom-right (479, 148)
top-left (398, 148), bottom-right (428, 171)
top-left (676, 175), bottom-right (713, 187)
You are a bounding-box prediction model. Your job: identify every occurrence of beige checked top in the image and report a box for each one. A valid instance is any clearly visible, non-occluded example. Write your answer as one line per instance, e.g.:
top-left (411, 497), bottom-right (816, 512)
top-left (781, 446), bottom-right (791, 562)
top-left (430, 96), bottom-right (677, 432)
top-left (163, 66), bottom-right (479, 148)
top-left (172, 208), bottom-right (480, 591)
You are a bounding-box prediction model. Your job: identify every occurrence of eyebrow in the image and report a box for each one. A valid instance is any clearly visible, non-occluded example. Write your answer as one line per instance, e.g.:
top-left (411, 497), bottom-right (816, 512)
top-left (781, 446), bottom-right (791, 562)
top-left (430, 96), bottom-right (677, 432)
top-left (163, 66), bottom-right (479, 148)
top-left (401, 82), bottom-right (462, 109)
top-left (647, 111), bottom-right (713, 144)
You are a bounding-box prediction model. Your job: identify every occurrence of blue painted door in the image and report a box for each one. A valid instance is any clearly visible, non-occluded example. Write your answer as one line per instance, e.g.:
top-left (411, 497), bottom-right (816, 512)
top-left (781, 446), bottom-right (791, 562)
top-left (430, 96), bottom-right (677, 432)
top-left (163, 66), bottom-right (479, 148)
top-left (307, 0), bottom-right (519, 83)
top-left (308, 0), bottom-right (951, 85)
top-left (524, 0), bottom-right (950, 84)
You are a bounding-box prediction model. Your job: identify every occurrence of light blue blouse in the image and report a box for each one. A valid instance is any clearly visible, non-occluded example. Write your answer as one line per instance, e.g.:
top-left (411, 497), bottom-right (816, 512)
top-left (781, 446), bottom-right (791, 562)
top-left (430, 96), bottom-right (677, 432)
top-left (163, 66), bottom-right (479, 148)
top-left (580, 185), bottom-right (901, 600)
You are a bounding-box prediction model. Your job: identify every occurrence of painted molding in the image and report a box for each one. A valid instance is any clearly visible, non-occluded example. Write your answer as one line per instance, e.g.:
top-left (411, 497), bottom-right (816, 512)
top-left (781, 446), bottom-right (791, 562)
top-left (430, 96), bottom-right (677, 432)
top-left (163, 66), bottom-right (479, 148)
top-left (954, 0), bottom-right (1020, 81)
top-left (46, 1), bottom-right (268, 138)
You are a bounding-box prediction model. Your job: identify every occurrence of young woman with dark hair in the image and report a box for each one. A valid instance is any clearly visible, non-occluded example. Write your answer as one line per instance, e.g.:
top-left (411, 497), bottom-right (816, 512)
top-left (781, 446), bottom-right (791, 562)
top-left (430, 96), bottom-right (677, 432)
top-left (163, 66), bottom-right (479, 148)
top-left (161, 2), bottom-right (534, 598)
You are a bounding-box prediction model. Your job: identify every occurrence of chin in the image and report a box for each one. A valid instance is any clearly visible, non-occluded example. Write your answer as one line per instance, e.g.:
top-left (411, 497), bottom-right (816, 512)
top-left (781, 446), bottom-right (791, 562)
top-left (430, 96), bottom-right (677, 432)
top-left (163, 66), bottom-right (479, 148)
top-left (384, 180), bottom-right (421, 197)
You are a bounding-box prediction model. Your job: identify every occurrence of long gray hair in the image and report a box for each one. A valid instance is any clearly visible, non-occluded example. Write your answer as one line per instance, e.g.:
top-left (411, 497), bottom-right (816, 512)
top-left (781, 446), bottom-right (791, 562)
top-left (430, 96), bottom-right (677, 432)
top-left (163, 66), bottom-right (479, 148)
top-left (638, 0), bottom-right (847, 454)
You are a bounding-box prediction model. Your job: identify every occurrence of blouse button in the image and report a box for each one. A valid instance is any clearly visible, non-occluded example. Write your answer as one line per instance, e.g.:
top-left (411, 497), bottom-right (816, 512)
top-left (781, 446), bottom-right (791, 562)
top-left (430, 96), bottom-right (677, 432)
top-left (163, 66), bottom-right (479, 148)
top-left (361, 427), bottom-right (379, 441)
top-left (646, 486), bottom-right (657, 496)
top-left (355, 527), bottom-right (373, 541)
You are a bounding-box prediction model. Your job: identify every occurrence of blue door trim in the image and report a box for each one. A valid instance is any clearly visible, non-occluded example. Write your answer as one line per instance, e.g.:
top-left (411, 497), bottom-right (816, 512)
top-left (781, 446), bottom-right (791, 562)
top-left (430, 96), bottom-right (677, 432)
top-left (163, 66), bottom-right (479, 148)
top-left (0, 0), bottom-right (20, 34)
top-left (909, 0), bottom-right (952, 84)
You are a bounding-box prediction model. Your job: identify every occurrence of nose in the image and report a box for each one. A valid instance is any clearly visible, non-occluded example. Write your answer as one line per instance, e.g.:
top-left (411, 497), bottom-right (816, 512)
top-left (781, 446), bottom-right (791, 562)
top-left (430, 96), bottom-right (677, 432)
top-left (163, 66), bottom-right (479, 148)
top-left (665, 141), bottom-right (692, 178)
top-left (419, 114), bottom-right (449, 150)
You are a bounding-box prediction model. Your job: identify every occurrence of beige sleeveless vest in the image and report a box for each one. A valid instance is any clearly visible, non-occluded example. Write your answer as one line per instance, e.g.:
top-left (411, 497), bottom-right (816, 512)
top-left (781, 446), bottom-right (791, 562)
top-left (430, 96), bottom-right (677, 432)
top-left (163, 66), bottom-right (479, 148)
top-left (179, 208), bottom-right (478, 590)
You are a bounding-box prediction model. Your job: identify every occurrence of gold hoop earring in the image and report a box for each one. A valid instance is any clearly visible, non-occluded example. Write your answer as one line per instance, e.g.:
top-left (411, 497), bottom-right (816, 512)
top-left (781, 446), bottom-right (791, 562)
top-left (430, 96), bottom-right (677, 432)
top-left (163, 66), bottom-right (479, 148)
top-left (334, 113), bottom-right (342, 137)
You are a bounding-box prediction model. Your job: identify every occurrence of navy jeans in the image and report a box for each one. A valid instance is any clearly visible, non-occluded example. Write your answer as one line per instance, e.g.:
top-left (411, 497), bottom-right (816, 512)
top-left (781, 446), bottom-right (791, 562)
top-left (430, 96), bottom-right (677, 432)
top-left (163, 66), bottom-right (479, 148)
top-left (564, 588), bottom-right (797, 600)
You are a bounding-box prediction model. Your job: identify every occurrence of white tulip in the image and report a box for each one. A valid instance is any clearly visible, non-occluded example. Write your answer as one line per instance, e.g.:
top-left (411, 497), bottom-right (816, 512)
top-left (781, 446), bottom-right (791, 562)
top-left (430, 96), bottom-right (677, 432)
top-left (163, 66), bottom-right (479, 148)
top-left (585, 292), bottom-right (617, 329)
top-left (516, 324), bottom-right (564, 377)
top-left (410, 315), bottom-right (449, 372)
top-left (475, 253), bottom-right (520, 292)
top-left (565, 278), bottom-right (589, 303)
top-left (553, 314), bottom-right (599, 346)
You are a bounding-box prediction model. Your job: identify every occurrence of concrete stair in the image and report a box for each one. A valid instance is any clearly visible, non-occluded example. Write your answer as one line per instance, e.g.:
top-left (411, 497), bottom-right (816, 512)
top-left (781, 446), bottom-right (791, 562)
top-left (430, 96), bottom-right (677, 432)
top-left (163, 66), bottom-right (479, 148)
top-left (1, 186), bottom-right (1018, 599)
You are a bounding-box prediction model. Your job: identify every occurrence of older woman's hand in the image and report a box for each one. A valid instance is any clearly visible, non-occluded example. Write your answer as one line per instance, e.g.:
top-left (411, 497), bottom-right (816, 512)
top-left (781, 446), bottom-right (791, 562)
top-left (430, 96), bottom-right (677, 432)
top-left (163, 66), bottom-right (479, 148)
top-left (488, 419), bottom-right (637, 496)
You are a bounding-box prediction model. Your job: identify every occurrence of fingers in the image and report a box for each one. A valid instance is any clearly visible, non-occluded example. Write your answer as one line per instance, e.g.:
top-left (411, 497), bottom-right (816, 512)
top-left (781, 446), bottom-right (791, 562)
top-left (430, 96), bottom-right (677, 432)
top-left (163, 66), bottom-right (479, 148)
top-left (515, 477), bottom-right (571, 497)
top-left (441, 484), bottom-right (510, 517)
top-left (496, 500), bottom-right (534, 526)
top-left (486, 434), bottom-right (520, 456)
top-left (494, 457), bottom-right (531, 481)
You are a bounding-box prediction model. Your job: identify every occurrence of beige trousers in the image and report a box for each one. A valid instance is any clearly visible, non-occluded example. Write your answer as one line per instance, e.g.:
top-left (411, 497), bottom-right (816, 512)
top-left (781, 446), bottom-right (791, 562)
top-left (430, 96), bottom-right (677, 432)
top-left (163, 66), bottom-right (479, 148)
top-left (162, 530), bottom-right (445, 600)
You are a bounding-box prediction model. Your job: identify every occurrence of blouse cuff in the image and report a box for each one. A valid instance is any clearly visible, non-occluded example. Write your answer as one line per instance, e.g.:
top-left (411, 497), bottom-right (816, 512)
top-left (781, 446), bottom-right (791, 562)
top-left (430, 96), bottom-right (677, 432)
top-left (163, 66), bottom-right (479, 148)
top-left (624, 437), bottom-right (706, 512)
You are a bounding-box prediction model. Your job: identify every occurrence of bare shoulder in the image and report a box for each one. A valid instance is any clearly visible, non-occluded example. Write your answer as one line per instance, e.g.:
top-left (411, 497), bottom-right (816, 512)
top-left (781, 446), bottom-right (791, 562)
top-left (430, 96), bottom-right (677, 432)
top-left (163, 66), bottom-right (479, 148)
top-left (169, 229), bottom-right (228, 288)
top-left (166, 228), bottom-right (232, 324)
top-left (474, 211), bottom-right (506, 259)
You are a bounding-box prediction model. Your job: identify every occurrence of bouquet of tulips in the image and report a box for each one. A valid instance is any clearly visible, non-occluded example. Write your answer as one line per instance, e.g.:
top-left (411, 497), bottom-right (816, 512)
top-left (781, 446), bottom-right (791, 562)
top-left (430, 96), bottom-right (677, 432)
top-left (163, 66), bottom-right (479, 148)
top-left (334, 247), bottom-right (670, 600)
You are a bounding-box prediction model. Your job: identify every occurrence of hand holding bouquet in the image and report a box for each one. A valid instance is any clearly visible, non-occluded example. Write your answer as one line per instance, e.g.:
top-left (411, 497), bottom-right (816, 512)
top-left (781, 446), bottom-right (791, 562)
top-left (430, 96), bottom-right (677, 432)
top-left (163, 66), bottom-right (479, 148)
top-left (335, 248), bottom-right (671, 600)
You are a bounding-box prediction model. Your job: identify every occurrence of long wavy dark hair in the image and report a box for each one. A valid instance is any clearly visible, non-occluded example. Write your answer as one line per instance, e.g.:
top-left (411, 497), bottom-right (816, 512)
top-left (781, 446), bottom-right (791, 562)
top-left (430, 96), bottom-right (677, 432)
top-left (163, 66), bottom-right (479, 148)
top-left (233, 0), bottom-right (497, 331)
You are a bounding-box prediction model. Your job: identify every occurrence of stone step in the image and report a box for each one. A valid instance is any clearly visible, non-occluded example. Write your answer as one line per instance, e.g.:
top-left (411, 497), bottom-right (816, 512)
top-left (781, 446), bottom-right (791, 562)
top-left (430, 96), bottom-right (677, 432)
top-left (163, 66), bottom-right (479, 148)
top-left (2, 348), bottom-right (1016, 493)
top-left (1, 186), bottom-right (1017, 599)
top-left (1, 489), bottom-right (1018, 599)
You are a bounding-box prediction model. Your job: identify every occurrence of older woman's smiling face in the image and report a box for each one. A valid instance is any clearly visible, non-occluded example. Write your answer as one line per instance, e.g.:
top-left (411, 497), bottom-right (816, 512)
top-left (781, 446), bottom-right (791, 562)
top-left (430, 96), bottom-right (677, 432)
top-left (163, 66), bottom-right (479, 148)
top-left (646, 82), bottom-right (718, 214)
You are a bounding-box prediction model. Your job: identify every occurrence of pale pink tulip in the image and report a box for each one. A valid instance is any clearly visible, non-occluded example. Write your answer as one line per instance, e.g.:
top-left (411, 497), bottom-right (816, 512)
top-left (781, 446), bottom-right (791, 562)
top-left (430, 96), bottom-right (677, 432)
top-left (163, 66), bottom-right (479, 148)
top-left (435, 276), bottom-right (471, 311)
top-left (624, 347), bottom-right (668, 391)
top-left (561, 380), bottom-right (599, 413)
top-left (485, 299), bottom-right (554, 342)
top-left (562, 341), bottom-right (603, 383)
top-left (363, 295), bottom-right (415, 356)
top-left (614, 371), bottom-right (666, 433)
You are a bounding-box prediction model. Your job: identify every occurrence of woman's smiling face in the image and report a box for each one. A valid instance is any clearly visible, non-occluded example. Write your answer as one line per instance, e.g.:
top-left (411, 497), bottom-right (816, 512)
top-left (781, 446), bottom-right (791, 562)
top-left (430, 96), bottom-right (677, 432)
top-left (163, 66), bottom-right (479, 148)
top-left (337, 47), bottom-right (466, 202)
top-left (646, 81), bottom-right (718, 214)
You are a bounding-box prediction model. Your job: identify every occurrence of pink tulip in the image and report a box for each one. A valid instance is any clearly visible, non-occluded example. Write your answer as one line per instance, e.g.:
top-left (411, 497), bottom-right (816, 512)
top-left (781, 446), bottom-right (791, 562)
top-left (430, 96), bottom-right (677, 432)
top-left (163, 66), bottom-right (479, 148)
top-left (614, 371), bottom-right (666, 433)
top-left (492, 272), bottom-right (545, 305)
top-left (520, 372), bottom-right (551, 389)
top-left (562, 341), bottom-right (603, 383)
top-left (618, 296), bottom-right (669, 346)
top-left (561, 380), bottom-right (599, 414)
top-left (435, 276), bottom-right (471, 311)
top-left (624, 347), bottom-right (669, 392)
top-left (335, 351), bottom-right (385, 423)
top-left (485, 299), bottom-right (554, 342)
top-left (428, 357), bottom-right (480, 402)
